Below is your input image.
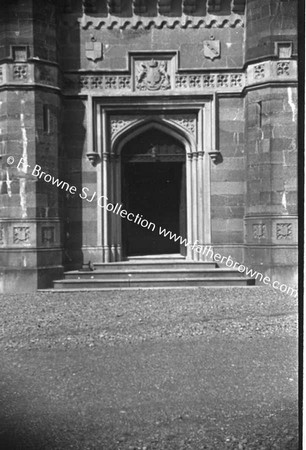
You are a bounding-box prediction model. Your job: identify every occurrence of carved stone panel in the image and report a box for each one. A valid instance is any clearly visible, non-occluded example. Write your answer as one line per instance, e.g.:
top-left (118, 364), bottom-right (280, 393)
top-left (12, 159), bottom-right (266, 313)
top-left (13, 64), bottom-right (28, 81)
top-left (135, 59), bottom-right (171, 91)
top-left (42, 226), bottom-right (55, 245)
top-left (13, 226), bottom-right (30, 244)
top-left (110, 116), bottom-right (139, 139)
top-left (276, 223), bottom-right (293, 240)
top-left (254, 63), bottom-right (265, 80)
top-left (277, 61), bottom-right (290, 76)
top-left (203, 39), bottom-right (221, 61)
top-left (252, 223), bottom-right (267, 240)
top-left (85, 40), bottom-right (103, 62)
top-left (166, 115), bottom-right (197, 138)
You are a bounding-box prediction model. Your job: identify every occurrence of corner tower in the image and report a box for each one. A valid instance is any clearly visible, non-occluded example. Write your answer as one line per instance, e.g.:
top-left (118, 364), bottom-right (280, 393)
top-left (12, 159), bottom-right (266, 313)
top-left (0, 0), bottom-right (63, 292)
top-left (243, 0), bottom-right (298, 285)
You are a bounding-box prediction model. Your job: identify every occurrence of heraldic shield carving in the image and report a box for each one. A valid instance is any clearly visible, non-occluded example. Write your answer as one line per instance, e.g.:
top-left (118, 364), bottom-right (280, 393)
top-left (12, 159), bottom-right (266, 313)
top-left (85, 40), bottom-right (103, 62)
top-left (203, 39), bottom-right (221, 61)
top-left (136, 59), bottom-right (171, 91)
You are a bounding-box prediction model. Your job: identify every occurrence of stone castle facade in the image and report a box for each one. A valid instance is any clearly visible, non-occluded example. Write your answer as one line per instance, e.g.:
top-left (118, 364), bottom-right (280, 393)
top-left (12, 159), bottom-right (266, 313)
top-left (0, 0), bottom-right (298, 292)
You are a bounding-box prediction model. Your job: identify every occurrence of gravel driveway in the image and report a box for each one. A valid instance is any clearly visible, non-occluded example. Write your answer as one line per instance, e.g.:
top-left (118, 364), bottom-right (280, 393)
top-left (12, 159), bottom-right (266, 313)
top-left (0, 287), bottom-right (298, 449)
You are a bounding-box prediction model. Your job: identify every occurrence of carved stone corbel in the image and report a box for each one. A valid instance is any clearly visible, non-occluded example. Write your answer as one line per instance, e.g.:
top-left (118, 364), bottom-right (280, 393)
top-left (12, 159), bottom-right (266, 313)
top-left (86, 152), bottom-right (100, 166)
top-left (208, 150), bottom-right (223, 165)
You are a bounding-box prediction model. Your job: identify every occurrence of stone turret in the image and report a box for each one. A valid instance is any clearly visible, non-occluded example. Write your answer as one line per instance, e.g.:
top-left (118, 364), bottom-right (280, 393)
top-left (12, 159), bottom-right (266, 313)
top-left (243, 0), bottom-right (298, 285)
top-left (0, 0), bottom-right (63, 292)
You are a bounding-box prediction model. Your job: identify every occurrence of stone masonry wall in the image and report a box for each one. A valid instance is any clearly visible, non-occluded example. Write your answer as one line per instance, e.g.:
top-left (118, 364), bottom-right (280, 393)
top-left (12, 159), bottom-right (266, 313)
top-left (211, 97), bottom-right (246, 263)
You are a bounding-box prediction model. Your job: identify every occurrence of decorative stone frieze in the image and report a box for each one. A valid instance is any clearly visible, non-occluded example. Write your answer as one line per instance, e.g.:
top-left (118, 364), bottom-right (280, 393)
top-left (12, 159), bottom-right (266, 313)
top-left (13, 226), bottom-right (30, 244)
top-left (277, 61), bottom-right (290, 76)
top-left (252, 223), bottom-right (267, 240)
top-left (175, 73), bottom-right (244, 90)
top-left (230, 74), bottom-right (243, 87)
top-left (245, 217), bottom-right (297, 245)
top-left (80, 15), bottom-right (244, 30)
top-left (13, 64), bottom-right (28, 81)
top-left (110, 116), bottom-right (139, 138)
top-left (79, 74), bottom-right (131, 90)
top-left (0, 63), bottom-right (59, 88)
top-left (62, 54), bottom-right (298, 96)
top-left (203, 75), bottom-right (215, 87)
top-left (254, 63), bottom-right (265, 80)
top-left (276, 223), bottom-right (293, 240)
top-left (166, 115), bottom-right (197, 137)
top-left (75, 71), bottom-right (246, 93)
top-left (217, 74), bottom-right (229, 87)
top-left (110, 113), bottom-right (197, 141)
top-left (246, 60), bottom-right (297, 88)
top-left (105, 76), bottom-right (118, 89)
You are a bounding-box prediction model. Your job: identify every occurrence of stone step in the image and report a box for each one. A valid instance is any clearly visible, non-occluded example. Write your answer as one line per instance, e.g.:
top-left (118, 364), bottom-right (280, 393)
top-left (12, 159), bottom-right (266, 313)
top-left (63, 268), bottom-right (241, 280)
top-left (53, 277), bottom-right (255, 289)
top-left (92, 261), bottom-right (218, 271)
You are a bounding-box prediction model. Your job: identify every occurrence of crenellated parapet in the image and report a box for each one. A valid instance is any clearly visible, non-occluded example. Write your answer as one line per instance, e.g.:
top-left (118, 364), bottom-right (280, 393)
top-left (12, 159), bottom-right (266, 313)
top-left (133, 0), bottom-right (147, 15)
top-left (73, 0), bottom-right (245, 29)
top-left (207, 0), bottom-right (222, 13)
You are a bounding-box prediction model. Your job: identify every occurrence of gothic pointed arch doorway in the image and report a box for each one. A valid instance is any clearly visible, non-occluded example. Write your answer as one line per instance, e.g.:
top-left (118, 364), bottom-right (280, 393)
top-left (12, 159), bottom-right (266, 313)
top-left (95, 102), bottom-right (213, 264)
top-left (121, 128), bottom-right (187, 257)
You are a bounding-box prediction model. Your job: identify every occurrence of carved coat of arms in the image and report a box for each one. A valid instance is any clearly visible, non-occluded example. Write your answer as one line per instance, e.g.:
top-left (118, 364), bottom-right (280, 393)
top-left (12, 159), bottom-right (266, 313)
top-left (85, 41), bottom-right (103, 62)
top-left (136, 59), bottom-right (171, 91)
top-left (203, 39), bottom-right (221, 61)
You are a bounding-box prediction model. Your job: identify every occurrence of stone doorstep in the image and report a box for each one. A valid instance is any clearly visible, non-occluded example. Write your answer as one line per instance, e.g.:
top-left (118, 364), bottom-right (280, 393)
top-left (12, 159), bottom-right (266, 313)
top-left (63, 268), bottom-right (245, 280)
top-left (53, 277), bottom-right (255, 289)
top-left (92, 262), bottom-right (218, 270)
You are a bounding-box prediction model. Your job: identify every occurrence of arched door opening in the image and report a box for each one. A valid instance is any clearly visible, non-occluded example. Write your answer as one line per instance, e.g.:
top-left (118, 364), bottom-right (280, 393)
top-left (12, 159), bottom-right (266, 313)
top-left (121, 128), bottom-right (186, 257)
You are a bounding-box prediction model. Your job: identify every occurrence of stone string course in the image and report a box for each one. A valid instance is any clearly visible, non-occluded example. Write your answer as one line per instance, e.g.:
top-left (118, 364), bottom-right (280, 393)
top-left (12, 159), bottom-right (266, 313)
top-left (0, 60), bottom-right (296, 94)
